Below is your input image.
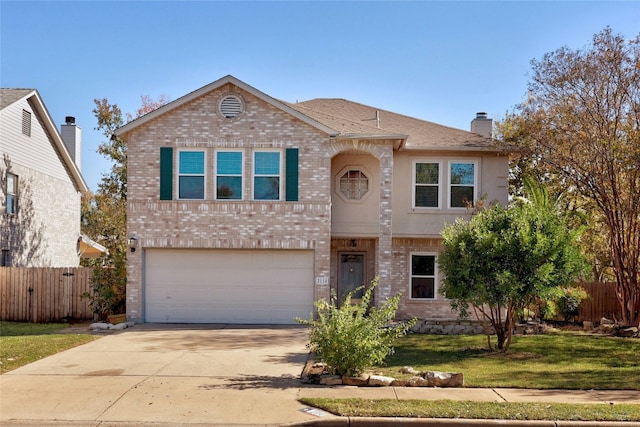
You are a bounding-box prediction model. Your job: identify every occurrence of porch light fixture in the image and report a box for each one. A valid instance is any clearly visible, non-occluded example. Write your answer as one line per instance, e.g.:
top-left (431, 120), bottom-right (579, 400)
top-left (128, 236), bottom-right (138, 253)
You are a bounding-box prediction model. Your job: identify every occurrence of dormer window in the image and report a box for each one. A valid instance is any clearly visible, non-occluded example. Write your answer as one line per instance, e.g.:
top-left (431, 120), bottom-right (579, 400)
top-left (219, 95), bottom-right (243, 119)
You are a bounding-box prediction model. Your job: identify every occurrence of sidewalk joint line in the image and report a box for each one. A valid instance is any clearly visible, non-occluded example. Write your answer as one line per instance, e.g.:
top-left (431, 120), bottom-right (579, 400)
top-left (393, 386), bottom-right (400, 401)
top-left (492, 388), bottom-right (508, 402)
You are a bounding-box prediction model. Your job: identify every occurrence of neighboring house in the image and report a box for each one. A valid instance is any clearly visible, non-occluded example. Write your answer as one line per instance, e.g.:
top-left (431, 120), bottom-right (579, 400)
top-left (0, 89), bottom-right (92, 267)
top-left (116, 75), bottom-right (509, 324)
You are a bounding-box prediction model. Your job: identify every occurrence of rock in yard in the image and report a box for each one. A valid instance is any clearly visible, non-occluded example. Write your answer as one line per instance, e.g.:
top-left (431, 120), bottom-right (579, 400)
top-left (89, 322), bottom-right (110, 330)
top-left (342, 374), bottom-right (370, 386)
top-left (399, 366), bottom-right (420, 375)
top-left (406, 376), bottom-right (431, 387)
top-left (425, 371), bottom-right (464, 387)
top-left (368, 375), bottom-right (395, 387)
top-left (109, 322), bottom-right (129, 330)
top-left (319, 375), bottom-right (343, 386)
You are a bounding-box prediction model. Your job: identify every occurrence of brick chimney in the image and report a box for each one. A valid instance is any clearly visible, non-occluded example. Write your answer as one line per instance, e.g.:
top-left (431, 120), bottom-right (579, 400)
top-left (470, 112), bottom-right (492, 138)
top-left (61, 116), bottom-right (81, 170)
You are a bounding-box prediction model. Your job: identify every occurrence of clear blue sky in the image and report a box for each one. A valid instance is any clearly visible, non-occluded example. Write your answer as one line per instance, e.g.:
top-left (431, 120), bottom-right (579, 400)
top-left (2, 1), bottom-right (638, 191)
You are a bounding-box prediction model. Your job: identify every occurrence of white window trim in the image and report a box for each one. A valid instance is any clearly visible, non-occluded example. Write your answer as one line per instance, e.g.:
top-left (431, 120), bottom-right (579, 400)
top-left (214, 150), bottom-right (244, 201)
top-left (412, 159), bottom-right (442, 209)
top-left (252, 150), bottom-right (283, 201)
top-left (177, 149), bottom-right (206, 200)
top-left (6, 172), bottom-right (17, 215)
top-left (447, 160), bottom-right (478, 209)
top-left (409, 252), bottom-right (438, 301)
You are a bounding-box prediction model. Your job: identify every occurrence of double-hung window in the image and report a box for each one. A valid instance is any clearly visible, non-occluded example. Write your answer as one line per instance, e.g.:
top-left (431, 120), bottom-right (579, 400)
top-left (253, 151), bottom-right (281, 200)
top-left (6, 173), bottom-right (17, 214)
top-left (413, 161), bottom-right (440, 208)
top-left (410, 253), bottom-right (437, 299)
top-left (178, 150), bottom-right (205, 199)
top-left (215, 151), bottom-right (243, 200)
top-left (449, 161), bottom-right (476, 208)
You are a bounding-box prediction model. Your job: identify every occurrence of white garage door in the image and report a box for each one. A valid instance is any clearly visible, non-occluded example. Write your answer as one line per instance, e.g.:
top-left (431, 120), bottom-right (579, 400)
top-left (144, 249), bottom-right (314, 324)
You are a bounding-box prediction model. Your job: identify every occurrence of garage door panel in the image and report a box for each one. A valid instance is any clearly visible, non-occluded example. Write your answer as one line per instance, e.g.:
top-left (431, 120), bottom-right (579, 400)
top-left (145, 249), bottom-right (313, 324)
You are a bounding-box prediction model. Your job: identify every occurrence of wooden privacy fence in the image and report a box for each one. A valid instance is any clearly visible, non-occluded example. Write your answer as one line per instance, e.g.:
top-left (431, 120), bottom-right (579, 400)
top-left (577, 282), bottom-right (621, 323)
top-left (0, 267), bottom-right (94, 322)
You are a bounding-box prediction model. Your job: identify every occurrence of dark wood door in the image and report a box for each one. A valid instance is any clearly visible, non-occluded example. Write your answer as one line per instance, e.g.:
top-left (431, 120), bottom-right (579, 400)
top-left (338, 253), bottom-right (365, 304)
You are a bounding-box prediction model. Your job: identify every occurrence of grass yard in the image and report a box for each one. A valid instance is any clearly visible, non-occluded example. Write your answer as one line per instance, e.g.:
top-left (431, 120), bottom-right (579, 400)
top-left (301, 331), bottom-right (640, 421)
top-left (300, 398), bottom-right (640, 422)
top-left (377, 331), bottom-right (640, 390)
top-left (0, 321), bottom-right (99, 374)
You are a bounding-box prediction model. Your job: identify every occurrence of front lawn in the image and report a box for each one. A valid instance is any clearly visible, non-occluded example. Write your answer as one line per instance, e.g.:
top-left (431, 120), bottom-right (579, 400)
top-left (0, 321), bottom-right (99, 373)
top-left (300, 399), bottom-right (640, 422)
top-left (377, 331), bottom-right (640, 390)
top-left (301, 331), bottom-right (640, 421)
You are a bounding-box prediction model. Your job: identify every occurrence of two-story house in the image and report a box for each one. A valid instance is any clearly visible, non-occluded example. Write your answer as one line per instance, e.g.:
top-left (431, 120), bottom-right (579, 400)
top-left (116, 75), bottom-right (509, 324)
top-left (0, 89), bottom-right (95, 267)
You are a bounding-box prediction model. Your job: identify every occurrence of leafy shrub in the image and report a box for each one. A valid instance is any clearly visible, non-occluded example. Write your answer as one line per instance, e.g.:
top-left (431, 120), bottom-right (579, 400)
top-left (296, 277), bottom-right (415, 377)
top-left (536, 298), bottom-right (558, 320)
top-left (81, 257), bottom-right (126, 317)
top-left (556, 286), bottom-right (589, 321)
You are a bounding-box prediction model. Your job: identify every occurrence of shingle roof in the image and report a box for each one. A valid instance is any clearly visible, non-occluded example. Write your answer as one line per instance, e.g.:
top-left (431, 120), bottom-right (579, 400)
top-left (0, 88), bottom-right (88, 192)
top-left (287, 98), bottom-right (502, 152)
top-left (0, 88), bottom-right (35, 110)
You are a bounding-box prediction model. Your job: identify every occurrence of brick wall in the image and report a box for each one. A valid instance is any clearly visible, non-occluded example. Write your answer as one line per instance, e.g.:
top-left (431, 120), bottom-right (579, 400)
top-left (124, 81), bottom-right (486, 323)
top-left (125, 83), bottom-right (334, 321)
top-left (1, 163), bottom-right (80, 267)
top-left (391, 237), bottom-right (457, 320)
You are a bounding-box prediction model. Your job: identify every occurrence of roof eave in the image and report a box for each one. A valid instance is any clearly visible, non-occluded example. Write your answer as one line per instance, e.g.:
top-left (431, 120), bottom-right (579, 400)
top-left (78, 233), bottom-right (109, 258)
top-left (403, 144), bottom-right (512, 153)
top-left (337, 133), bottom-right (408, 150)
top-left (27, 91), bottom-right (89, 193)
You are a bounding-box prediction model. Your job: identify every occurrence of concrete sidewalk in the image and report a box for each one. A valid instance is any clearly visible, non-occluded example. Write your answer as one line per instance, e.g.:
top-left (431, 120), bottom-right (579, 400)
top-left (1, 324), bottom-right (638, 427)
top-left (299, 385), bottom-right (640, 405)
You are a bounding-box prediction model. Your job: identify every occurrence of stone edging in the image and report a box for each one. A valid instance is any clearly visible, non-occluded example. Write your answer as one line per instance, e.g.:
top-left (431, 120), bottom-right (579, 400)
top-left (301, 354), bottom-right (464, 388)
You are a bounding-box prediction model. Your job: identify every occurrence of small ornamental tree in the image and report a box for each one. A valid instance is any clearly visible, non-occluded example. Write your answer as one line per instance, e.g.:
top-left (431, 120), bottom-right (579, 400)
top-left (297, 277), bottom-right (415, 377)
top-left (439, 179), bottom-right (588, 352)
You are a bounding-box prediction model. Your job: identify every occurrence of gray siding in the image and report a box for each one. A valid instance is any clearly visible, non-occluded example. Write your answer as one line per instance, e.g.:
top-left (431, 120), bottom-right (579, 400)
top-left (1, 96), bottom-right (81, 267)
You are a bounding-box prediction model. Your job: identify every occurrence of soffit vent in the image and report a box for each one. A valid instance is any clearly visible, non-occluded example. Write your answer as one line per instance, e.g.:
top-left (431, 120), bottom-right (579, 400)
top-left (220, 95), bottom-right (243, 119)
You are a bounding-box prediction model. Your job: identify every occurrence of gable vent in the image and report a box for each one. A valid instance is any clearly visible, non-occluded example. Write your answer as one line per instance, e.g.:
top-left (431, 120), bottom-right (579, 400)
top-left (220, 95), bottom-right (243, 119)
top-left (22, 109), bottom-right (31, 136)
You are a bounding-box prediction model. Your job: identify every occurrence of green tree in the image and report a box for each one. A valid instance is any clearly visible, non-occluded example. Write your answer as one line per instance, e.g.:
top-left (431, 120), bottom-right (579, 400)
top-left (498, 27), bottom-right (640, 326)
top-left (81, 95), bottom-right (167, 316)
top-left (439, 179), bottom-right (587, 352)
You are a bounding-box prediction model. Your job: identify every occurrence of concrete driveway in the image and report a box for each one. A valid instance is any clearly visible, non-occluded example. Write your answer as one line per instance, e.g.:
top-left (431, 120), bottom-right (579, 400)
top-left (0, 324), bottom-right (335, 426)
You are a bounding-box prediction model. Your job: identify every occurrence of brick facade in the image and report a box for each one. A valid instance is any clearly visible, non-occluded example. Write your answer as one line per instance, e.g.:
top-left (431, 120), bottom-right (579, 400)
top-left (120, 76), bottom-right (507, 323)
top-left (125, 83), bottom-right (334, 321)
top-left (1, 149), bottom-right (81, 268)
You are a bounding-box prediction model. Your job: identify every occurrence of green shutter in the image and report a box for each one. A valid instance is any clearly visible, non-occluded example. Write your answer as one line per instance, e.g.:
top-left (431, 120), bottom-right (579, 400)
top-left (285, 148), bottom-right (299, 201)
top-left (159, 147), bottom-right (173, 200)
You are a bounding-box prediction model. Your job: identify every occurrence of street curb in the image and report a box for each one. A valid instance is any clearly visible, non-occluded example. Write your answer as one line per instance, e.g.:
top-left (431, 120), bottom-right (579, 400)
top-left (289, 417), bottom-right (640, 427)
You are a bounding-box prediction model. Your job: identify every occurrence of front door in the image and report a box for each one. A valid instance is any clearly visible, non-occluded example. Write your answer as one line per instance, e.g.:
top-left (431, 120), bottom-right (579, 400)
top-left (338, 253), bottom-right (365, 305)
